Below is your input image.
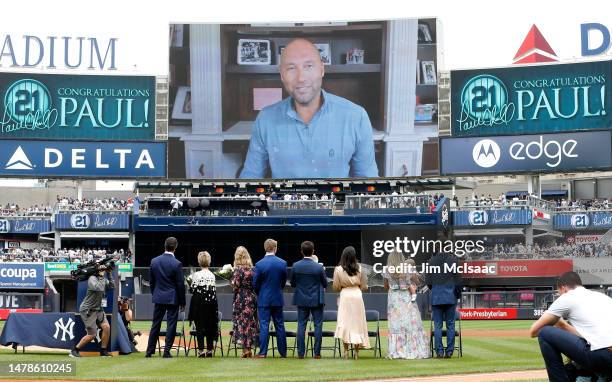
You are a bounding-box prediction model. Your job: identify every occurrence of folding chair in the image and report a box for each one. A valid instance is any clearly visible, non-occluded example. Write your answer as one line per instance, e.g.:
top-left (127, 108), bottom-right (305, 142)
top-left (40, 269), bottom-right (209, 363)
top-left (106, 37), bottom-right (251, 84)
top-left (347, 310), bottom-right (382, 358)
top-left (308, 310), bottom-right (342, 358)
top-left (429, 309), bottom-right (462, 357)
top-left (364, 310), bottom-right (383, 357)
top-left (157, 310), bottom-right (187, 356)
top-left (186, 311), bottom-right (224, 357)
top-left (269, 311), bottom-right (298, 357)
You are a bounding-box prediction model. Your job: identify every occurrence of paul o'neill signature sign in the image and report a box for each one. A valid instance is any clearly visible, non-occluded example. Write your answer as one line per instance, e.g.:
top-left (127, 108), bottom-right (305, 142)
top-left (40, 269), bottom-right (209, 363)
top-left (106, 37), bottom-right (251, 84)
top-left (451, 59), bottom-right (612, 136)
top-left (0, 73), bottom-right (156, 140)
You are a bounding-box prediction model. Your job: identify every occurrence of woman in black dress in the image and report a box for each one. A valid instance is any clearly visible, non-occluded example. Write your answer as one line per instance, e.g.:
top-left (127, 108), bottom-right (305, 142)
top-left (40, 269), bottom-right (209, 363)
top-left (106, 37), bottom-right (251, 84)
top-left (230, 246), bottom-right (258, 358)
top-left (188, 251), bottom-right (219, 358)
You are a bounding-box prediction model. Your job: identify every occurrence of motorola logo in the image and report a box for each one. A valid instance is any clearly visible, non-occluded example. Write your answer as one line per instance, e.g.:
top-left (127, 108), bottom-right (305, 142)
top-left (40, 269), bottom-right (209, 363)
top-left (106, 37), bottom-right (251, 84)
top-left (472, 139), bottom-right (501, 168)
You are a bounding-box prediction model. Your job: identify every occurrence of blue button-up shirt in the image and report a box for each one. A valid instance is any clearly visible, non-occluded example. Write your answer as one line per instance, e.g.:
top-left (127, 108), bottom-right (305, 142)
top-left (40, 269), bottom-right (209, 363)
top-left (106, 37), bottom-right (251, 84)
top-left (239, 90), bottom-right (378, 179)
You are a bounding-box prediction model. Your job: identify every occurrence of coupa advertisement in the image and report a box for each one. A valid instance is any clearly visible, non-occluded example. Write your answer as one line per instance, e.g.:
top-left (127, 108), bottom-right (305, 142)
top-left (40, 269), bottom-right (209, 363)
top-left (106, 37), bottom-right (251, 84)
top-left (0, 263), bottom-right (45, 289)
top-left (0, 73), bottom-right (156, 140)
top-left (450, 59), bottom-right (612, 137)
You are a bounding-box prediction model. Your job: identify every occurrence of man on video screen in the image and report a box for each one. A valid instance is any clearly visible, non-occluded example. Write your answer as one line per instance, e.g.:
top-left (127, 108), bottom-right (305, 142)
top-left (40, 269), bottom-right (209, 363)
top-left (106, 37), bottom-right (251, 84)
top-left (239, 38), bottom-right (378, 179)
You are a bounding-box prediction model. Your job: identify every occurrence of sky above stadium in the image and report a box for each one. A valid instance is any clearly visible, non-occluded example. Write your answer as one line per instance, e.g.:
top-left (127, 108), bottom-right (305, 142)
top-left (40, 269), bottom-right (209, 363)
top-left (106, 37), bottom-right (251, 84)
top-left (1, 0), bottom-right (610, 75)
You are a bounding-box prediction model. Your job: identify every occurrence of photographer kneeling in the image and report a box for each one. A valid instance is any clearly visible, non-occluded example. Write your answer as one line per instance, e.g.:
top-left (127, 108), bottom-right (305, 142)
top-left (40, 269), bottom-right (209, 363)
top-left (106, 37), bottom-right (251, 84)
top-left (70, 264), bottom-right (114, 357)
top-left (529, 272), bottom-right (612, 381)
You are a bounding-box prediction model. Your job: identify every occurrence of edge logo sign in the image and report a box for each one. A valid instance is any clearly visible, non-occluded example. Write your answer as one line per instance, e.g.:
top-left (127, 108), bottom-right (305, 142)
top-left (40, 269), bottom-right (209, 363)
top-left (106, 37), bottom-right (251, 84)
top-left (441, 131), bottom-right (612, 175)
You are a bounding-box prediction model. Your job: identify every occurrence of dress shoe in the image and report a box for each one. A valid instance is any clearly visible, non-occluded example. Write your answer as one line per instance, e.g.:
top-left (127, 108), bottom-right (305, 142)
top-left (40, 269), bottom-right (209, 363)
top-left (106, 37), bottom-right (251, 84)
top-left (436, 353), bottom-right (444, 359)
top-left (444, 352), bottom-right (453, 358)
top-left (144, 353), bottom-right (153, 358)
top-left (162, 353), bottom-right (173, 358)
top-left (298, 355), bottom-right (304, 359)
top-left (255, 354), bottom-right (267, 358)
top-left (314, 355), bottom-right (321, 359)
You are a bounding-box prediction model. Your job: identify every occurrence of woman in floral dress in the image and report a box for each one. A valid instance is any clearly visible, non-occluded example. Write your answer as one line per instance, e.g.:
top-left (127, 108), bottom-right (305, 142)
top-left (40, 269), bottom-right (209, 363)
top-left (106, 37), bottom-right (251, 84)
top-left (230, 246), bottom-right (258, 358)
top-left (383, 250), bottom-right (430, 359)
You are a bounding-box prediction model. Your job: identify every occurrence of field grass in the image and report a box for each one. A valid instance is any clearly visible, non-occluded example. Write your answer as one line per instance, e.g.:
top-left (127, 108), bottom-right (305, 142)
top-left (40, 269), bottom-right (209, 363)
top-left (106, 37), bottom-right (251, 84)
top-left (0, 320), bottom-right (544, 381)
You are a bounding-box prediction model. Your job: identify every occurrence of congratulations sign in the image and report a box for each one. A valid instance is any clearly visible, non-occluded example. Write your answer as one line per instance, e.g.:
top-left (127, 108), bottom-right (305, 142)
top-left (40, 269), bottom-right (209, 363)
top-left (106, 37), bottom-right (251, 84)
top-left (0, 73), bottom-right (155, 140)
top-left (450, 60), bottom-right (612, 136)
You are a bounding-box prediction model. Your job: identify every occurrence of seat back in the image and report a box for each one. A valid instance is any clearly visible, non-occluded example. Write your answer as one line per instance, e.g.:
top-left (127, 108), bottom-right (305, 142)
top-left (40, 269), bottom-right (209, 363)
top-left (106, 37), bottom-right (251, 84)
top-left (365, 309), bottom-right (380, 330)
top-left (321, 310), bottom-right (338, 322)
top-left (283, 310), bottom-right (298, 322)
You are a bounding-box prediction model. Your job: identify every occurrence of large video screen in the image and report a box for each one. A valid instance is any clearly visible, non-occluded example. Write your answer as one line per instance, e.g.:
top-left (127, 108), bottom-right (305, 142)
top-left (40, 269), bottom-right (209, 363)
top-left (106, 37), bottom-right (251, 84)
top-left (167, 19), bottom-right (440, 180)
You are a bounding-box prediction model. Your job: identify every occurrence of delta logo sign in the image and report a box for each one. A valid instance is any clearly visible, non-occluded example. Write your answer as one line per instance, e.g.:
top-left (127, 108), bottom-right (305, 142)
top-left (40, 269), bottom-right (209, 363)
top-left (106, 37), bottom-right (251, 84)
top-left (450, 25), bottom-right (611, 137)
top-left (0, 140), bottom-right (166, 178)
top-left (0, 73), bottom-right (155, 141)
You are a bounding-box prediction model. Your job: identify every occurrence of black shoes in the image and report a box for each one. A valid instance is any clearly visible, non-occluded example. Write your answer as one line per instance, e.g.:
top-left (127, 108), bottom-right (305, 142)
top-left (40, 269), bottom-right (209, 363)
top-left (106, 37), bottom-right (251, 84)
top-left (162, 353), bottom-right (173, 358)
top-left (69, 349), bottom-right (81, 358)
top-left (100, 350), bottom-right (113, 357)
top-left (145, 353), bottom-right (153, 358)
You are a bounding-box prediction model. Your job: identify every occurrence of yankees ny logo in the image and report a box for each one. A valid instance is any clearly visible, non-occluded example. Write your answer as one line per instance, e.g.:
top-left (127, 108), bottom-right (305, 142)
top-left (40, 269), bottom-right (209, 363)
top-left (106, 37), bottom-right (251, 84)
top-left (53, 317), bottom-right (75, 342)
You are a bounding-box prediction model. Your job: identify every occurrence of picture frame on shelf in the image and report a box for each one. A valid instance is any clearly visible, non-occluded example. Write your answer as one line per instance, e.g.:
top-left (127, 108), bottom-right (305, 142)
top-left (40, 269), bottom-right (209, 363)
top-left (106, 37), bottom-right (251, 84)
top-left (421, 60), bottom-right (437, 84)
top-left (277, 45), bottom-right (285, 65)
top-left (415, 104), bottom-right (435, 122)
top-left (346, 48), bottom-right (364, 64)
top-left (170, 24), bottom-right (184, 47)
top-left (172, 86), bottom-right (192, 120)
top-left (237, 39), bottom-right (271, 65)
top-left (418, 23), bottom-right (433, 43)
top-left (314, 43), bottom-right (331, 65)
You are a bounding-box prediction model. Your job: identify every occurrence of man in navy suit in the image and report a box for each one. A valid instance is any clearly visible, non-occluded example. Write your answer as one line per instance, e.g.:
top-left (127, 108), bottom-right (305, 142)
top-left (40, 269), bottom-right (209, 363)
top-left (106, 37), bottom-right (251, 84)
top-left (254, 238), bottom-right (288, 357)
top-left (145, 237), bottom-right (186, 358)
top-left (426, 232), bottom-right (462, 358)
top-left (290, 241), bottom-right (327, 359)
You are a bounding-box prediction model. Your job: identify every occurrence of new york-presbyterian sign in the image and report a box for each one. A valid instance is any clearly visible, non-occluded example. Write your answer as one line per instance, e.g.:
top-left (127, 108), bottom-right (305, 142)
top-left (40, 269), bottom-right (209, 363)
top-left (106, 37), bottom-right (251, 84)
top-left (0, 73), bottom-right (155, 140)
top-left (450, 60), bottom-right (612, 136)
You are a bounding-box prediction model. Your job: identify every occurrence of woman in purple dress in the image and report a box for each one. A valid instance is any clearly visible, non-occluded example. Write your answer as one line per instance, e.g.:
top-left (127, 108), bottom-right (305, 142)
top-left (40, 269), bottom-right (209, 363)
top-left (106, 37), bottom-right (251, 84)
top-left (230, 246), bottom-right (259, 358)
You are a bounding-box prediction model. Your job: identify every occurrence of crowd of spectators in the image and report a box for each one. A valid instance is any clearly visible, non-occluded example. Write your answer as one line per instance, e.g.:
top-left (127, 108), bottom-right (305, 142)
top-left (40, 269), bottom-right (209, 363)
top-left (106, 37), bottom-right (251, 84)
top-left (467, 240), bottom-right (612, 260)
top-left (55, 196), bottom-right (132, 211)
top-left (0, 248), bottom-right (132, 263)
top-left (0, 203), bottom-right (53, 217)
top-left (555, 198), bottom-right (611, 211)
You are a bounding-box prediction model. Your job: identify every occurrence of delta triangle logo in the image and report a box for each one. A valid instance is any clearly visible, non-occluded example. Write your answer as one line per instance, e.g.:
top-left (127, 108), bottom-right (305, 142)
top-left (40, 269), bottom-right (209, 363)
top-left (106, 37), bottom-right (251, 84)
top-left (513, 24), bottom-right (559, 64)
top-left (5, 146), bottom-right (34, 170)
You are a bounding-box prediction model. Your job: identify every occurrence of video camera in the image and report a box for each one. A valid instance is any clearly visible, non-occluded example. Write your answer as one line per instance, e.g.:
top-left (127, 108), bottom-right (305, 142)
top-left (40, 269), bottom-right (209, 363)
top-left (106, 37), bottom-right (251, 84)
top-left (70, 255), bottom-right (116, 281)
